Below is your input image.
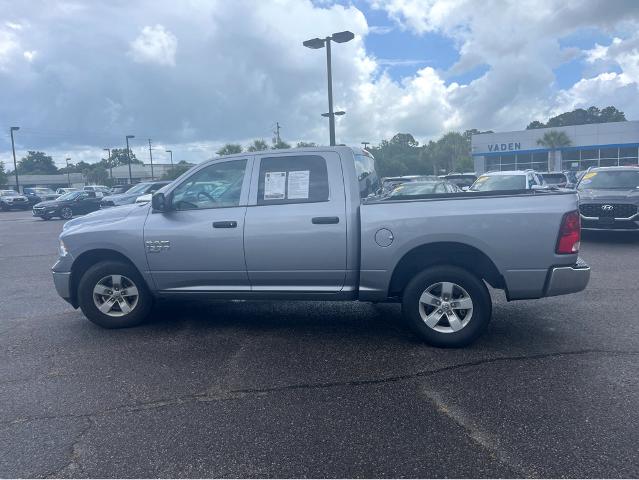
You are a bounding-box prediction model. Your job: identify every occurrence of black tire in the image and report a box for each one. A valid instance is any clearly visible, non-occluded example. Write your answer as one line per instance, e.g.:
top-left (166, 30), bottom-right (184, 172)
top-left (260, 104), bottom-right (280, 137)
top-left (77, 260), bottom-right (152, 328)
top-left (0, 204), bottom-right (8, 212)
top-left (41, 216), bottom-right (51, 221)
top-left (401, 265), bottom-right (491, 348)
top-left (60, 206), bottom-right (73, 220)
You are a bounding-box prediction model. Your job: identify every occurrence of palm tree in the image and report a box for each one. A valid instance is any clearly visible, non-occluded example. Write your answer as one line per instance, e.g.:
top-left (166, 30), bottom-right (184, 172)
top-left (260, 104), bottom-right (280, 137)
top-left (536, 130), bottom-right (571, 171)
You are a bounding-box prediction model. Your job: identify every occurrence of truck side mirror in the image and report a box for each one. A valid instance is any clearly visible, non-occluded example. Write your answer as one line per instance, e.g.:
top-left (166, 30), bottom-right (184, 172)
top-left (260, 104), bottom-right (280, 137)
top-left (152, 192), bottom-right (167, 212)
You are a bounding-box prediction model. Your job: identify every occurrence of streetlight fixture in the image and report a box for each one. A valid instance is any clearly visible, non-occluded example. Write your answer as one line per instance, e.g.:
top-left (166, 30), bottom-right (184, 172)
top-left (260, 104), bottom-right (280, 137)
top-left (103, 148), bottom-right (112, 179)
top-left (125, 135), bottom-right (135, 184)
top-left (303, 30), bottom-right (354, 146)
top-left (65, 158), bottom-right (71, 187)
top-left (9, 127), bottom-right (20, 192)
top-left (165, 150), bottom-right (173, 168)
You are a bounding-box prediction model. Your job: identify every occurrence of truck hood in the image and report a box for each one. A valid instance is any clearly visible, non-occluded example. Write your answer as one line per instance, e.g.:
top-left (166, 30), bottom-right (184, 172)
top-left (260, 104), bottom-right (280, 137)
top-left (578, 188), bottom-right (639, 202)
top-left (63, 203), bottom-right (144, 231)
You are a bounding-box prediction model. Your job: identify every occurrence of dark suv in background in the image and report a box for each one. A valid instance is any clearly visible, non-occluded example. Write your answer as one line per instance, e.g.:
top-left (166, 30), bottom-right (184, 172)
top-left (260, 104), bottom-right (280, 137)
top-left (577, 166), bottom-right (639, 231)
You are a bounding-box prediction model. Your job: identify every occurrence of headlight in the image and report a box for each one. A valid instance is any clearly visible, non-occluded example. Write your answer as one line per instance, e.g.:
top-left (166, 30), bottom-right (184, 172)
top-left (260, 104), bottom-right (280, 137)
top-left (59, 239), bottom-right (68, 257)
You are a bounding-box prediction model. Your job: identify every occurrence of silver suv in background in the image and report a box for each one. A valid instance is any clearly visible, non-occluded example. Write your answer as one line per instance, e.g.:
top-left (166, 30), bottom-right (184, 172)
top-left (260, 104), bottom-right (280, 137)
top-left (577, 166), bottom-right (639, 231)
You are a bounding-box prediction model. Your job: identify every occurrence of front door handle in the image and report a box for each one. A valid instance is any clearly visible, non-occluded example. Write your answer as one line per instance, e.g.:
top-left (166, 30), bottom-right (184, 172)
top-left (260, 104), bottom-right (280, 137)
top-left (213, 221), bottom-right (237, 228)
top-left (312, 216), bottom-right (339, 224)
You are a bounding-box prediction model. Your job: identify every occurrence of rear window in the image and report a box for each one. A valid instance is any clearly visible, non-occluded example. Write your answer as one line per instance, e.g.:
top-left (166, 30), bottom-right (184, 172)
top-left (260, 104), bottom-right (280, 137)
top-left (354, 153), bottom-right (379, 198)
top-left (542, 173), bottom-right (567, 184)
top-left (471, 175), bottom-right (526, 191)
top-left (257, 155), bottom-right (329, 205)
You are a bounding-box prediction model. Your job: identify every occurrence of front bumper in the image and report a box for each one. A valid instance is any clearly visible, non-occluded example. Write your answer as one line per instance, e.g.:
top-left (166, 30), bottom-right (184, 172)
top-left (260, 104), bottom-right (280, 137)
top-left (545, 258), bottom-right (590, 297)
top-left (52, 271), bottom-right (73, 304)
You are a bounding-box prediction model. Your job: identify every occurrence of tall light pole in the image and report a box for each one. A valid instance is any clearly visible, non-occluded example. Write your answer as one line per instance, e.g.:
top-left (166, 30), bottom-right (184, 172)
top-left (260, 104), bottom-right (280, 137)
top-left (10, 127), bottom-right (20, 192)
top-left (361, 141), bottom-right (370, 150)
top-left (303, 31), bottom-right (354, 146)
top-left (165, 149), bottom-right (173, 168)
top-left (125, 135), bottom-right (135, 184)
top-left (103, 148), bottom-right (112, 179)
top-left (147, 139), bottom-right (155, 180)
top-left (65, 158), bottom-right (71, 187)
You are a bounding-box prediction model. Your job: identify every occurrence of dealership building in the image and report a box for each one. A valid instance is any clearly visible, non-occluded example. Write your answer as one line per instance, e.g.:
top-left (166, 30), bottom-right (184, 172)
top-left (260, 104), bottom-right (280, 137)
top-left (471, 120), bottom-right (639, 174)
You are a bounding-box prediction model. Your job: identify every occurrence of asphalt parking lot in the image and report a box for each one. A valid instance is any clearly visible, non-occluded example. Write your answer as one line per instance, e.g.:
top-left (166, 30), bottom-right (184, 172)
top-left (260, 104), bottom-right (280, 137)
top-left (1, 209), bottom-right (638, 478)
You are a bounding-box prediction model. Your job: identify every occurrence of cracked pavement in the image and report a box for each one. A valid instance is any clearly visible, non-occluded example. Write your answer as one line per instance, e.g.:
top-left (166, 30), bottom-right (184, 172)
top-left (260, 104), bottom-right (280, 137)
top-left (1, 210), bottom-right (638, 477)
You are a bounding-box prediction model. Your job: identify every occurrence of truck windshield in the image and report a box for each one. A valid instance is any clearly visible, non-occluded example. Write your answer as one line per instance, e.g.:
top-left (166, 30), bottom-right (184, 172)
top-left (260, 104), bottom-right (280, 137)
top-left (470, 175), bottom-right (526, 191)
top-left (577, 170), bottom-right (639, 190)
top-left (354, 153), bottom-right (380, 198)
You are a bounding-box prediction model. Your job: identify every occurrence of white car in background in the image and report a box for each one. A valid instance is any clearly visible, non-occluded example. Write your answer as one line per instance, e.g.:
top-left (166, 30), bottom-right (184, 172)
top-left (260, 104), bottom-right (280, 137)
top-left (135, 193), bottom-right (152, 204)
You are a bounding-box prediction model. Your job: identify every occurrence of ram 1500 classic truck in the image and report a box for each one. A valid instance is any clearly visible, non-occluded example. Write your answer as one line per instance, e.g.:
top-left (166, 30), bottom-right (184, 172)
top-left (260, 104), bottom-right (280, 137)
top-left (52, 147), bottom-right (590, 347)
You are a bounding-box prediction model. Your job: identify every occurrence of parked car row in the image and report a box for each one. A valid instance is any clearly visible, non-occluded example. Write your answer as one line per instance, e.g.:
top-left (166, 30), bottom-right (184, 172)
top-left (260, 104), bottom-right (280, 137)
top-left (382, 166), bottom-right (639, 232)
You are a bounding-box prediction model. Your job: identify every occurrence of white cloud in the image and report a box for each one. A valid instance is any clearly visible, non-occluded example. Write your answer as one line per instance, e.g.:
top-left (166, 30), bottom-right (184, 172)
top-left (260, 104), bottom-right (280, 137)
top-left (23, 50), bottom-right (36, 62)
top-left (0, 29), bottom-right (20, 70)
top-left (128, 24), bottom-right (177, 67)
top-left (1, 0), bottom-right (639, 164)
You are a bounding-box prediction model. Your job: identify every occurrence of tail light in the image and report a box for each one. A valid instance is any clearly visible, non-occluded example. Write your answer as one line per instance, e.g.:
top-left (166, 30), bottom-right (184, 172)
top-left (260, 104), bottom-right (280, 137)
top-left (556, 210), bottom-right (581, 254)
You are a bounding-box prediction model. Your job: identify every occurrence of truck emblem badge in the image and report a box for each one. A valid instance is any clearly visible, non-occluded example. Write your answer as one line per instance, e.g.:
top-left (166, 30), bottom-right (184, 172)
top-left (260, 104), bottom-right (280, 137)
top-left (145, 240), bottom-right (171, 253)
top-left (601, 205), bottom-right (614, 211)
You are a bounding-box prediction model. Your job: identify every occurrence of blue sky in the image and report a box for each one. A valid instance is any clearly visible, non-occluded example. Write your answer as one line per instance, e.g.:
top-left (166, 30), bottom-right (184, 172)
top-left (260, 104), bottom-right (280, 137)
top-left (1, 0), bottom-right (638, 167)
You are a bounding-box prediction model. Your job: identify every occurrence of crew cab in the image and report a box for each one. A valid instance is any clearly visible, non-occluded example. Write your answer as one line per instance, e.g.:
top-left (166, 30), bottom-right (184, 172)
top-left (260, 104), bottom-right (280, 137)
top-left (52, 147), bottom-right (590, 347)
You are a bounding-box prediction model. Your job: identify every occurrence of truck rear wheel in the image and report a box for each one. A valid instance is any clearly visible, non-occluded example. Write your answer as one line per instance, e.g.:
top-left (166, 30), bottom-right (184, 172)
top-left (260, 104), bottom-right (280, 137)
top-left (77, 260), bottom-right (152, 328)
top-left (401, 265), bottom-right (491, 347)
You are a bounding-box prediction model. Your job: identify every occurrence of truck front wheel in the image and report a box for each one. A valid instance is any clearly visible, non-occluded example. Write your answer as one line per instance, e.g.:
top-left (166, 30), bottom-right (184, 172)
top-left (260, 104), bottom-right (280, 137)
top-left (402, 265), bottom-right (491, 347)
top-left (77, 260), bottom-right (152, 328)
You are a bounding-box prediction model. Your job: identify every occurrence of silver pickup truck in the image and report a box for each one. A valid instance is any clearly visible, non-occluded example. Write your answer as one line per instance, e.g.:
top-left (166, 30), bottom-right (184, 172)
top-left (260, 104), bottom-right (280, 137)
top-left (53, 147), bottom-right (590, 347)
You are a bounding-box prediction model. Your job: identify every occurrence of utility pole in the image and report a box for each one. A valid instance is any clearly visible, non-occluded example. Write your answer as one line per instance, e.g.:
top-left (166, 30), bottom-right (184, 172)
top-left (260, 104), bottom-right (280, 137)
top-left (361, 141), bottom-right (370, 150)
top-left (65, 158), bottom-right (71, 187)
top-left (274, 122), bottom-right (281, 145)
top-left (165, 150), bottom-right (173, 168)
top-left (148, 139), bottom-right (155, 180)
top-left (10, 127), bottom-right (19, 192)
top-left (103, 148), bottom-right (112, 179)
top-left (125, 135), bottom-right (135, 184)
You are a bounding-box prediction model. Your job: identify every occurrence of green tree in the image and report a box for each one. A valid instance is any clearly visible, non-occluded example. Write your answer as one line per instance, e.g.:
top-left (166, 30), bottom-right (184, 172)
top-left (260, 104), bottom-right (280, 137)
top-left (296, 141), bottom-right (318, 148)
top-left (527, 106), bottom-right (626, 129)
top-left (107, 148), bottom-right (141, 167)
top-left (85, 165), bottom-right (108, 184)
top-left (536, 130), bottom-right (571, 170)
top-left (217, 144), bottom-right (243, 156)
top-left (17, 151), bottom-right (58, 174)
top-left (247, 139), bottom-right (269, 152)
top-left (0, 162), bottom-right (7, 187)
top-left (161, 160), bottom-right (192, 180)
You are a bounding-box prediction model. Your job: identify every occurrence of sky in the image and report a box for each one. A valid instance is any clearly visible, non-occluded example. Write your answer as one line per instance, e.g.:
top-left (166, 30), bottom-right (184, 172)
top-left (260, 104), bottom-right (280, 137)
top-left (1, 0), bottom-right (639, 168)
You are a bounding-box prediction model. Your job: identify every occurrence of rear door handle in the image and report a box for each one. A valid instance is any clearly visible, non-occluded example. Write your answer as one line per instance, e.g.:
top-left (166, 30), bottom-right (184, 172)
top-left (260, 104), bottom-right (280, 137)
top-left (312, 216), bottom-right (339, 224)
top-left (213, 221), bottom-right (237, 228)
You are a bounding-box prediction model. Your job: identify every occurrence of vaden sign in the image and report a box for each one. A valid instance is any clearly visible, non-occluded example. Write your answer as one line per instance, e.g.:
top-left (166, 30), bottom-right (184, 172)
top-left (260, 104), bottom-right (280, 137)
top-left (488, 142), bottom-right (521, 152)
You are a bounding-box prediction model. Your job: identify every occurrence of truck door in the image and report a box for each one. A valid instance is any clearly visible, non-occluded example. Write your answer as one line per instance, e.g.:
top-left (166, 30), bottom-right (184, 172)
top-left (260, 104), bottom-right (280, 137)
top-left (243, 152), bottom-right (347, 292)
top-left (143, 158), bottom-right (252, 291)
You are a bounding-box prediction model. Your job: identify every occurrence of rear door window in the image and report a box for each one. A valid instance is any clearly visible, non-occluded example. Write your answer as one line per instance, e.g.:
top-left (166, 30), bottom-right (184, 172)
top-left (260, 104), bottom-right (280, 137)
top-left (257, 155), bottom-right (329, 205)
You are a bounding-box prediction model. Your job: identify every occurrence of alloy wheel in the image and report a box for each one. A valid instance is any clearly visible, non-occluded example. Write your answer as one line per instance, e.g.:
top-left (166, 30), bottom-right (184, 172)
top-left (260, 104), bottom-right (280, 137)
top-left (418, 281), bottom-right (474, 333)
top-left (61, 207), bottom-right (73, 219)
top-left (92, 274), bottom-right (140, 317)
